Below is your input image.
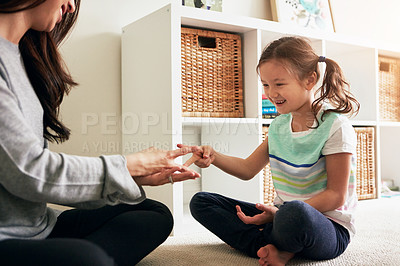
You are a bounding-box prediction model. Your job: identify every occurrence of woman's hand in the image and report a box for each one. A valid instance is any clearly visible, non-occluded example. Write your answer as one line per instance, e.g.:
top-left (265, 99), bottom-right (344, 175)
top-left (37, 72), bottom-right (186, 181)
top-left (177, 144), bottom-right (215, 168)
top-left (125, 146), bottom-right (200, 177)
top-left (236, 204), bottom-right (278, 225)
top-left (133, 165), bottom-right (199, 186)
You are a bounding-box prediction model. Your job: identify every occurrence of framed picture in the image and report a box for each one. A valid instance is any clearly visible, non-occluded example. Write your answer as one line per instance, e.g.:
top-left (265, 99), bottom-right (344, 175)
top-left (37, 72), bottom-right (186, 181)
top-left (182, 0), bottom-right (223, 12)
top-left (271, 0), bottom-right (335, 32)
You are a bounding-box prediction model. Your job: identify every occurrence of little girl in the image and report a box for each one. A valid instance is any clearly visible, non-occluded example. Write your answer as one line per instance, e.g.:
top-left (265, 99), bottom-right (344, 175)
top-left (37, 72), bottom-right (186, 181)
top-left (180, 36), bottom-right (360, 265)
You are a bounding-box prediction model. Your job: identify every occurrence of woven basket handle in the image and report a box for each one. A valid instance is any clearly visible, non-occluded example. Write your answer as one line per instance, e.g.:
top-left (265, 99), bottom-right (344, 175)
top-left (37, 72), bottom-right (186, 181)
top-left (197, 36), bottom-right (218, 49)
top-left (380, 61), bottom-right (390, 72)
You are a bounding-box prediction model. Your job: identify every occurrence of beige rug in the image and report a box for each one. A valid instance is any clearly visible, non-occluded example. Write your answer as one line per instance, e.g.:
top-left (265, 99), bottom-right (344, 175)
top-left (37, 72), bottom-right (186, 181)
top-left (138, 197), bottom-right (400, 265)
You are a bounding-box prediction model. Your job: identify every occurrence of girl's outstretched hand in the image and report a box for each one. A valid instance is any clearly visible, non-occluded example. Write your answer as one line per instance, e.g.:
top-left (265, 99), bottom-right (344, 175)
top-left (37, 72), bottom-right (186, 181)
top-left (236, 204), bottom-right (278, 225)
top-left (177, 144), bottom-right (215, 168)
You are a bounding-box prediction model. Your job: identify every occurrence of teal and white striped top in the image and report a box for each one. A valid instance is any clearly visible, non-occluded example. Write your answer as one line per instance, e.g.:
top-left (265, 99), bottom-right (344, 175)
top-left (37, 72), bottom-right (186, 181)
top-left (268, 106), bottom-right (357, 237)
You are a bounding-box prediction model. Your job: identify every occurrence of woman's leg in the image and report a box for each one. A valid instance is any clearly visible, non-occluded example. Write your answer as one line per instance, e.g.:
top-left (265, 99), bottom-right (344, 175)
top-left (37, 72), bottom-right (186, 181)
top-left (48, 199), bottom-right (173, 265)
top-left (267, 200), bottom-right (350, 260)
top-left (190, 192), bottom-right (272, 257)
top-left (0, 238), bottom-right (115, 266)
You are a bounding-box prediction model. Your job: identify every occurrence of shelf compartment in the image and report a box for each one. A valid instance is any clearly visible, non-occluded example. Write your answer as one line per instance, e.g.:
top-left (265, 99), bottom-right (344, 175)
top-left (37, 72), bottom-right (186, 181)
top-left (354, 127), bottom-right (376, 200)
top-left (200, 121), bottom-right (263, 203)
top-left (378, 56), bottom-right (400, 122)
top-left (181, 27), bottom-right (244, 118)
top-left (380, 126), bottom-right (400, 189)
top-left (325, 41), bottom-right (377, 122)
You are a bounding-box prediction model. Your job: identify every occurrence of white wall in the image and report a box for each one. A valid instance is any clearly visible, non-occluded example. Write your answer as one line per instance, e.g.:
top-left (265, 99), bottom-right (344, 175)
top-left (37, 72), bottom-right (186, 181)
top-left (51, 0), bottom-right (400, 156)
top-left (51, 0), bottom-right (173, 155)
top-left (330, 0), bottom-right (400, 47)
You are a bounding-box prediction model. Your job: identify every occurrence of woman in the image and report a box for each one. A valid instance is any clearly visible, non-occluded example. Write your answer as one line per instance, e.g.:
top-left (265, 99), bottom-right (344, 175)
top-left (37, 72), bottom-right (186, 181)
top-left (0, 1), bottom-right (199, 265)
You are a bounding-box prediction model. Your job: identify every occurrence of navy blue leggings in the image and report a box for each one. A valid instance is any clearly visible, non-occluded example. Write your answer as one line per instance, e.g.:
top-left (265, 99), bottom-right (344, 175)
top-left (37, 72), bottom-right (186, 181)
top-left (190, 192), bottom-right (350, 260)
top-left (0, 199), bottom-right (173, 266)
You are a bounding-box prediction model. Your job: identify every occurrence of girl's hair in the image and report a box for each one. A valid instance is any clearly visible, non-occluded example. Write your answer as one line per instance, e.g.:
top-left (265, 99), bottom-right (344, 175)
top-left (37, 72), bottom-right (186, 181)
top-left (0, 0), bottom-right (81, 143)
top-left (257, 36), bottom-right (360, 127)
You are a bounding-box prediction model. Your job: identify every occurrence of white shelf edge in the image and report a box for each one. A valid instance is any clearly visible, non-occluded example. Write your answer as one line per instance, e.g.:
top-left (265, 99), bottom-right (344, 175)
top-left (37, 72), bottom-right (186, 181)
top-left (351, 120), bottom-right (377, 126)
top-left (378, 121), bottom-right (400, 127)
top-left (177, 5), bottom-right (400, 54)
top-left (261, 119), bottom-right (275, 125)
top-left (260, 119), bottom-right (378, 127)
top-left (182, 117), bottom-right (259, 125)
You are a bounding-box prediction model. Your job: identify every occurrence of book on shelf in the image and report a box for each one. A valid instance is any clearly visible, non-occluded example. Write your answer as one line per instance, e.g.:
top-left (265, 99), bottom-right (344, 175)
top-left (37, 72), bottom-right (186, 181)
top-left (262, 113), bottom-right (279, 119)
top-left (262, 107), bottom-right (277, 114)
top-left (262, 94), bottom-right (275, 108)
top-left (262, 107), bottom-right (278, 119)
top-left (262, 94), bottom-right (279, 119)
top-left (262, 99), bottom-right (274, 108)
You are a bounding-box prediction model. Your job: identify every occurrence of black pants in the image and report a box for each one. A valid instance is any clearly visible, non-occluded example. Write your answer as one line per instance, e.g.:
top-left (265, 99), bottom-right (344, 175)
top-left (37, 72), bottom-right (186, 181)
top-left (190, 192), bottom-right (350, 260)
top-left (0, 199), bottom-right (173, 266)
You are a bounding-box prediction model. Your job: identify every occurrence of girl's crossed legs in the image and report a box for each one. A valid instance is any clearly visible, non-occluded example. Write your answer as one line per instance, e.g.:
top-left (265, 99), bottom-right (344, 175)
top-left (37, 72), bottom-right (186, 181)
top-left (190, 192), bottom-right (349, 261)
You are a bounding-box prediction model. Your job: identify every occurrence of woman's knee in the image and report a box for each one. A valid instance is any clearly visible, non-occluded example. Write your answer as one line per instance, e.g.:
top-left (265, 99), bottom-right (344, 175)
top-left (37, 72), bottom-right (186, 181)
top-left (146, 200), bottom-right (174, 235)
top-left (159, 207), bottom-right (174, 237)
top-left (138, 199), bottom-right (173, 225)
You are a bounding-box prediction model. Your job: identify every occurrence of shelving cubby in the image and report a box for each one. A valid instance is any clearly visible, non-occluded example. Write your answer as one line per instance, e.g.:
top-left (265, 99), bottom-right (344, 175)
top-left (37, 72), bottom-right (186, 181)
top-left (122, 3), bottom-right (400, 235)
top-left (377, 50), bottom-right (400, 194)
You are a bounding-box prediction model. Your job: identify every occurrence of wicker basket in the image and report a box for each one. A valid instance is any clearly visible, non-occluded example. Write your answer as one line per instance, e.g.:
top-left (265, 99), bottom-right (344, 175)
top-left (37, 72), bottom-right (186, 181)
top-left (181, 27), bottom-right (243, 117)
top-left (379, 56), bottom-right (400, 121)
top-left (262, 126), bottom-right (275, 205)
top-left (354, 127), bottom-right (376, 200)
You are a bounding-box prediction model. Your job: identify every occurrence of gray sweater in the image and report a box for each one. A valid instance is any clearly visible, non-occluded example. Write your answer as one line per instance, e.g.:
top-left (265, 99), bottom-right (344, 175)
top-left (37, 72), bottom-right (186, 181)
top-left (0, 36), bottom-right (145, 241)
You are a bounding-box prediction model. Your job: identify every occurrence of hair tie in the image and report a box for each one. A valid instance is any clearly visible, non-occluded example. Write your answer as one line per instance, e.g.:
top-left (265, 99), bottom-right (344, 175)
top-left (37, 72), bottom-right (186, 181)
top-left (318, 56), bottom-right (326, 63)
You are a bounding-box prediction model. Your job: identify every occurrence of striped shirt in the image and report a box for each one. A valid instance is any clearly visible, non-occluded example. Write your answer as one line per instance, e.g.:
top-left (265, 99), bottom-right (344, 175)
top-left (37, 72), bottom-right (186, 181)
top-left (268, 107), bottom-right (357, 237)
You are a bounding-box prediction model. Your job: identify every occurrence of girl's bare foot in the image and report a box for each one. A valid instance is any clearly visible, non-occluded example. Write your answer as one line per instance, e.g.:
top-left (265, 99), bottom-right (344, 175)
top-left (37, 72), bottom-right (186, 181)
top-left (257, 244), bottom-right (294, 266)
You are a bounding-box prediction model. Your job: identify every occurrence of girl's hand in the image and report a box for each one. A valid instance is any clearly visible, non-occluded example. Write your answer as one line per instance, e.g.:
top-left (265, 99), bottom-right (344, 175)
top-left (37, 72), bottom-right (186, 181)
top-left (177, 144), bottom-right (215, 168)
top-left (125, 146), bottom-right (200, 177)
top-left (133, 166), bottom-right (200, 186)
top-left (236, 204), bottom-right (278, 225)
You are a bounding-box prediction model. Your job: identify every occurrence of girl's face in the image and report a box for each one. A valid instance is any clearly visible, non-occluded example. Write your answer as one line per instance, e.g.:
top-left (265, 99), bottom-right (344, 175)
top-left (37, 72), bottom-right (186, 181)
top-left (259, 59), bottom-right (316, 116)
top-left (29, 0), bottom-right (76, 32)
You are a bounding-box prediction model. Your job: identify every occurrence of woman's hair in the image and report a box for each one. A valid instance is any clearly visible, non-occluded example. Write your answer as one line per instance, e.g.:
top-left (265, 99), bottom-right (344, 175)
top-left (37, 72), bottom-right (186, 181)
top-left (0, 0), bottom-right (81, 143)
top-left (257, 36), bottom-right (360, 127)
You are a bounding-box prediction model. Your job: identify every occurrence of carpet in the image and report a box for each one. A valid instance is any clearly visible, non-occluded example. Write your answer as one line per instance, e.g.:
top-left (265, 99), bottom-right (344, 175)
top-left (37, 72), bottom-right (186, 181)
top-left (138, 197), bottom-right (400, 265)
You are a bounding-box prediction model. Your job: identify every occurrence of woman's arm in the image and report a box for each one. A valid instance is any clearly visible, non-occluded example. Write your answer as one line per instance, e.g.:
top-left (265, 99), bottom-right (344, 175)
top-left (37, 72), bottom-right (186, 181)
top-left (0, 75), bottom-right (198, 205)
top-left (125, 146), bottom-right (200, 186)
top-left (304, 152), bottom-right (352, 212)
top-left (180, 138), bottom-right (270, 180)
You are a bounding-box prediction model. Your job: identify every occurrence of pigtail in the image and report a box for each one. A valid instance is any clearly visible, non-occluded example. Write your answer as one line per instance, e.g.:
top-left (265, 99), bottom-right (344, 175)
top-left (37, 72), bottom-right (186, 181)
top-left (312, 57), bottom-right (360, 125)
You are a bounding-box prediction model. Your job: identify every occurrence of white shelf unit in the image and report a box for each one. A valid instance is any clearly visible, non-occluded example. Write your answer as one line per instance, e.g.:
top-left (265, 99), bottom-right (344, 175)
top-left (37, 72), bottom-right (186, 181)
top-left (122, 3), bottom-right (400, 234)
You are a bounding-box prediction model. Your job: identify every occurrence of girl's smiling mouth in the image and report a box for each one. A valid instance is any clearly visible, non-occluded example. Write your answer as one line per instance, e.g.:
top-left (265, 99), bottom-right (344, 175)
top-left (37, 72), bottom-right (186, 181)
top-left (274, 99), bottom-right (286, 105)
